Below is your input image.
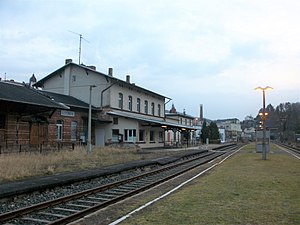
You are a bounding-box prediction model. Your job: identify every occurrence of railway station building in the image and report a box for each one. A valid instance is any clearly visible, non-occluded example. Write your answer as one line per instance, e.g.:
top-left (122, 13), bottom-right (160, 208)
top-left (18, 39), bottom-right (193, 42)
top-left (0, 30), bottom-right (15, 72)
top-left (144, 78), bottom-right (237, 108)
top-left (32, 59), bottom-right (196, 149)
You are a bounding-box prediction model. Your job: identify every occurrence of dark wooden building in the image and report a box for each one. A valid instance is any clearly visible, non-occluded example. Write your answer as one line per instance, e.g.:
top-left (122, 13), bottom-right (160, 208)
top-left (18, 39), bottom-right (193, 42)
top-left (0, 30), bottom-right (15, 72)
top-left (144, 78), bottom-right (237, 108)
top-left (0, 81), bottom-right (92, 153)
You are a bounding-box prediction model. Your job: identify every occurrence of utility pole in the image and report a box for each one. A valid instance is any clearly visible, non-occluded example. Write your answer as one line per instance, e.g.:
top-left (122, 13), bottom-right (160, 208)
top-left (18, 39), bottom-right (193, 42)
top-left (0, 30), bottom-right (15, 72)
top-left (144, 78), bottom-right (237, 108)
top-left (87, 85), bottom-right (96, 154)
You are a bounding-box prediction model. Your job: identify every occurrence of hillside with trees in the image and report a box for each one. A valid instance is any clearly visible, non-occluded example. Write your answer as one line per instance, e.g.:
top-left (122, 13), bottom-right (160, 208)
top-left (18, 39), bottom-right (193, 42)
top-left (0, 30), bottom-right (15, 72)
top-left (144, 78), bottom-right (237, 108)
top-left (256, 102), bottom-right (300, 142)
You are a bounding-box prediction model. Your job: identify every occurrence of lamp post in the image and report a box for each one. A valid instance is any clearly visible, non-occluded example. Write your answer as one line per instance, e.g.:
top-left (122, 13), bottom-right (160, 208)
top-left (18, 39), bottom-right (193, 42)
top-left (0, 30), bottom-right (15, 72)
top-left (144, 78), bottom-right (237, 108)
top-left (87, 85), bottom-right (96, 154)
top-left (255, 86), bottom-right (273, 160)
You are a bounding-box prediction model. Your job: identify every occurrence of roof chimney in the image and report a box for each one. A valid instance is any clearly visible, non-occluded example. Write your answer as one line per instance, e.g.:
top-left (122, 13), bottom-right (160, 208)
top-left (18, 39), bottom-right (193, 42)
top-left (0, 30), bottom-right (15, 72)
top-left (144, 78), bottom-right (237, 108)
top-left (65, 59), bottom-right (72, 65)
top-left (108, 68), bottom-right (113, 76)
top-left (126, 74), bottom-right (130, 83)
top-left (200, 104), bottom-right (203, 121)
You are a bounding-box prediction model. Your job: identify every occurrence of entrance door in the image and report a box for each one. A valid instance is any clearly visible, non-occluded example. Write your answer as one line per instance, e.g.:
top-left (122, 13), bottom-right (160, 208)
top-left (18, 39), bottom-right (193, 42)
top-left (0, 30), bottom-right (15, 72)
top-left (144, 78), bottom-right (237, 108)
top-left (30, 123), bottom-right (48, 146)
top-left (95, 128), bottom-right (105, 147)
top-left (124, 129), bottom-right (136, 143)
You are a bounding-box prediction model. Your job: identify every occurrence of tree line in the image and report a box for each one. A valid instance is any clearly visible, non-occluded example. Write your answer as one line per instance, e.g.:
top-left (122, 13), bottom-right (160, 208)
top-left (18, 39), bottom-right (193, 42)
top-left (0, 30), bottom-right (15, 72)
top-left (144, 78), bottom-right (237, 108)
top-left (256, 102), bottom-right (300, 142)
top-left (200, 121), bottom-right (220, 144)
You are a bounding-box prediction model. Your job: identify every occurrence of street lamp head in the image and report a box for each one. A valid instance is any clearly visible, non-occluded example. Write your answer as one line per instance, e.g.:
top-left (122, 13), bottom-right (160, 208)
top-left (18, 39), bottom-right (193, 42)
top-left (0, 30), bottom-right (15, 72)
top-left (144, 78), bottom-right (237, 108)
top-left (264, 86), bottom-right (273, 91)
top-left (255, 86), bottom-right (273, 91)
top-left (254, 86), bottom-right (263, 91)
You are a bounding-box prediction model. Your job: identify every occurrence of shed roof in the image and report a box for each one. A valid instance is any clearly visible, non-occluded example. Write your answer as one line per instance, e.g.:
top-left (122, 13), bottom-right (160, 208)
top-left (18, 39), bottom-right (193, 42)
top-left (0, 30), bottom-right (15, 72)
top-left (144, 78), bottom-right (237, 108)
top-left (40, 91), bottom-right (93, 110)
top-left (0, 81), bottom-right (68, 110)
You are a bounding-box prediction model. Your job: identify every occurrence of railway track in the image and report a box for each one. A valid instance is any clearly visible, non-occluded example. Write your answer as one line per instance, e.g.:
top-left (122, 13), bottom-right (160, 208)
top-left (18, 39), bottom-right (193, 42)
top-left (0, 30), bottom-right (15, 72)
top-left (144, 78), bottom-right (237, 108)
top-left (0, 145), bottom-right (238, 225)
top-left (274, 141), bottom-right (300, 156)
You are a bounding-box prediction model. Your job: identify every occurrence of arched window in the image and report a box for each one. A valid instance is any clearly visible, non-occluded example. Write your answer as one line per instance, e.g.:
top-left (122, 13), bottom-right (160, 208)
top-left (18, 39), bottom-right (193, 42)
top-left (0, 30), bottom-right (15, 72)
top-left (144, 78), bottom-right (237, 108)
top-left (158, 104), bottom-right (161, 117)
top-left (151, 102), bottom-right (155, 115)
top-left (128, 96), bottom-right (132, 111)
top-left (118, 93), bottom-right (123, 109)
top-left (137, 98), bottom-right (141, 113)
top-left (144, 100), bottom-right (148, 114)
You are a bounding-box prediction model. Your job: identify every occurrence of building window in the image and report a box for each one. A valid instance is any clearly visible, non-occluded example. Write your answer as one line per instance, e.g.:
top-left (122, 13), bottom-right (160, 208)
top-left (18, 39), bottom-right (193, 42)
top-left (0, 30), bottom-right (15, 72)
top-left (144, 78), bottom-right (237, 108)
top-left (158, 104), bottom-right (161, 117)
top-left (144, 100), bottom-right (148, 114)
top-left (137, 98), bottom-right (141, 113)
top-left (56, 120), bottom-right (63, 141)
top-left (113, 117), bottom-right (118, 124)
top-left (139, 130), bottom-right (145, 142)
top-left (112, 129), bottom-right (119, 142)
top-left (0, 114), bottom-right (5, 129)
top-left (150, 130), bottom-right (155, 142)
top-left (124, 129), bottom-right (136, 142)
top-left (118, 93), bottom-right (123, 109)
top-left (151, 102), bottom-right (155, 115)
top-left (128, 96), bottom-right (132, 111)
top-left (71, 121), bottom-right (77, 141)
top-left (159, 131), bottom-right (164, 142)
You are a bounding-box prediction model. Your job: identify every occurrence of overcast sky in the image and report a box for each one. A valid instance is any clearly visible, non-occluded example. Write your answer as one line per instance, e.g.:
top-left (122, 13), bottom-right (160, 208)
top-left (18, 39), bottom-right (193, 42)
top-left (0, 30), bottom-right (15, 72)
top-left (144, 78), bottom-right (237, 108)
top-left (1, 0), bottom-right (299, 120)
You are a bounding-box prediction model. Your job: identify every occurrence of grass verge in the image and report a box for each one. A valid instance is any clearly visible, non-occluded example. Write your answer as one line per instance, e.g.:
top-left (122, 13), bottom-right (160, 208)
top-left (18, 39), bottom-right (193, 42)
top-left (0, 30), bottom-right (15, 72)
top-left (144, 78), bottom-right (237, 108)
top-left (121, 144), bottom-right (300, 225)
top-left (0, 146), bottom-right (180, 183)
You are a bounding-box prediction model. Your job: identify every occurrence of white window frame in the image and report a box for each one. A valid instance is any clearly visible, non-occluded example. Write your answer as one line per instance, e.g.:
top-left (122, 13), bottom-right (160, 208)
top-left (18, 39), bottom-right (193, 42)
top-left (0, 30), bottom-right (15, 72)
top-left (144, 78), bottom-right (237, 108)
top-left (128, 95), bottom-right (132, 111)
top-left (56, 120), bottom-right (63, 141)
top-left (124, 129), bottom-right (136, 143)
top-left (144, 100), bottom-right (148, 114)
top-left (137, 98), bottom-right (141, 113)
top-left (118, 93), bottom-right (123, 109)
top-left (71, 121), bottom-right (77, 141)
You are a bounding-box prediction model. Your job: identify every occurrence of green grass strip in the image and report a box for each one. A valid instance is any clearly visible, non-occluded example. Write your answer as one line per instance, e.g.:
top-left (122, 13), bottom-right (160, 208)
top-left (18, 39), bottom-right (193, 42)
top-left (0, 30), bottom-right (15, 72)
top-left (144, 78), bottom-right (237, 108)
top-left (122, 144), bottom-right (300, 225)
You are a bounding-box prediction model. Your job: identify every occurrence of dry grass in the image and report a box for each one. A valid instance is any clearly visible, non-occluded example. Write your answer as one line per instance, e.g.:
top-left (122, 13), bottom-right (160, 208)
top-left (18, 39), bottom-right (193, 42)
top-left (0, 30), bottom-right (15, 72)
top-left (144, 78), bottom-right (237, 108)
top-left (0, 146), bottom-right (166, 183)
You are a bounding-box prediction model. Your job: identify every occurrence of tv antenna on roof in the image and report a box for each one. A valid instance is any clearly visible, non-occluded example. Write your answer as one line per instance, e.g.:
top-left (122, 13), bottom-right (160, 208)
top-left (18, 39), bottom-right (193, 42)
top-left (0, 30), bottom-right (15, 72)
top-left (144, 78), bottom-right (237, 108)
top-left (68, 30), bottom-right (89, 64)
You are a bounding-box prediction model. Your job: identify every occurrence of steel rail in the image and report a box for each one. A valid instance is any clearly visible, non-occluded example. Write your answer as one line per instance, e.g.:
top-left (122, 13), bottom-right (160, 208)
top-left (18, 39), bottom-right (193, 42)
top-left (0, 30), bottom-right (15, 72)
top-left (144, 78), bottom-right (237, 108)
top-left (50, 152), bottom-right (230, 225)
top-left (274, 142), bottom-right (300, 154)
top-left (0, 150), bottom-right (213, 222)
top-left (0, 145), bottom-right (238, 224)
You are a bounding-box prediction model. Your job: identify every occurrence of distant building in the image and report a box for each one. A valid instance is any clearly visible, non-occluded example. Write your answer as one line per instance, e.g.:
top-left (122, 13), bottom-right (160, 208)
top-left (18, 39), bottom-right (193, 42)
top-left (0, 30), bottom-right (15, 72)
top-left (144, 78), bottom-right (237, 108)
top-left (241, 116), bottom-right (256, 142)
top-left (218, 128), bottom-right (225, 143)
top-left (241, 115), bottom-right (256, 130)
top-left (242, 127), bottom-right (256, 142)
top-left (164, 104), bottom-right (198, 146)
top-left (216, 118), bottom-right (242, 142)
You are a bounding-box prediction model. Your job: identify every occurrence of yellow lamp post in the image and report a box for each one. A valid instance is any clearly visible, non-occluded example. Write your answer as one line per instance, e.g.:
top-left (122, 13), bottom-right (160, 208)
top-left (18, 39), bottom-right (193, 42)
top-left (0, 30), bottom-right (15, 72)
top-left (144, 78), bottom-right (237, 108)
top-left (255, 86), bottom-right (273, 160)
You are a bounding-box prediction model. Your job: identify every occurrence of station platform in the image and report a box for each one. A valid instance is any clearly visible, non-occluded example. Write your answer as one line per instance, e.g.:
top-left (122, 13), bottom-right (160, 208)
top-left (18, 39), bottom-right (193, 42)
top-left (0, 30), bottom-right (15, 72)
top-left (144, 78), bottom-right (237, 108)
top-left (0, 146), bottom-right (217, 199)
